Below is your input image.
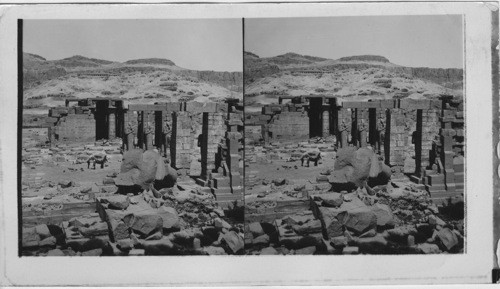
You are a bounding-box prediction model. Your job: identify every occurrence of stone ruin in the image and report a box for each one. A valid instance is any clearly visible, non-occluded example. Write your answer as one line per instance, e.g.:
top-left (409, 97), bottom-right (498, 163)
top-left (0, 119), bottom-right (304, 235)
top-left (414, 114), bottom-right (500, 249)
top-left (244, 94), bottom-right (464, 255)
top-left (245, 95), bottom-right (464, 204)
top-left (21, 98), bottom-right (245, 256)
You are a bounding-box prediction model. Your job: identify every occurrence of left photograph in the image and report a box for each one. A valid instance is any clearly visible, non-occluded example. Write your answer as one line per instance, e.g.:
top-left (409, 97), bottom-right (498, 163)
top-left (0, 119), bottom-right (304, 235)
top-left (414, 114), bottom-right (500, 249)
top-left (20, 19), bottom-right (244, 256)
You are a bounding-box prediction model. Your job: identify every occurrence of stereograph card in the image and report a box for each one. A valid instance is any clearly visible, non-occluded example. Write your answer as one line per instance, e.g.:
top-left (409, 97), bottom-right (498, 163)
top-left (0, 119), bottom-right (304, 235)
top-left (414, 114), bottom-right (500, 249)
top-left (0, 1), bottom-right (497, 286)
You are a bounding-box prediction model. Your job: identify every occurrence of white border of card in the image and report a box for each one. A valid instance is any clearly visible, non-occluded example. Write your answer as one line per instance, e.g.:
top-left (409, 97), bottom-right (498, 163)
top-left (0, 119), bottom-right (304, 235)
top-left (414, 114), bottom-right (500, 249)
top-left (0, 2), bottom-right (496, 286)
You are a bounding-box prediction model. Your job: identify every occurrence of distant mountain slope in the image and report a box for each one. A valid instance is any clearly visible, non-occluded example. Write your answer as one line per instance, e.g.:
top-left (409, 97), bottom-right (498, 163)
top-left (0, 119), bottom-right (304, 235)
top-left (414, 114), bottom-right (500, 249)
top-left (125, 58), bottom-right (176, 66)
top-left (52, 55), bottom-right (115, 68)
top-left (22, 52), bottom-right (243, 107)
top-left (244, 52), bottom-right (463, 112)
top-left (244, 51), bottom-right (463, 90)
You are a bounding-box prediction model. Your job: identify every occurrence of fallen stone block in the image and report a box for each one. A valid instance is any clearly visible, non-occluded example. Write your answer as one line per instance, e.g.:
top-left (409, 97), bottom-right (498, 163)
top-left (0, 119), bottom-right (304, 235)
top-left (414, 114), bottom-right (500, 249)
top-left (35, 224), bottom-right (52, 239)
top-left (81, 248), bottom-right (103, 256)
top-left (386, 225), bottom-right (418, 243)
top-left (107, 219), bottom-right (130, 242)
top-left (436, 228), bottom-right (458, 251)
top-left (22, 227), bottom-right (40, 248)
top-left (202, 246), bottom-right (227, 255)
top-left (125, 212), bottom-right (163, 237)
top-left (47, 249), bottom-right (65, 256)
top-left (79, 222), bottom-right (108, 237)
top-left (337, 207), bottom-right (377, 235)
top-left (128, 249), bottom-right (146, 256)
top-left (157, 206), bottom-right (180, 232)
top-left (292, 220), bottom-right (322, 235)
top-left (252, 234), bottom-right (270, 246)
top-left (260, 247), bottom-right (279, 255)
top-left (417, 243), bottom-right (442, 254)
top-left (39, 236), bottom-right (57, 247)
top-left (316, 193), bottom-right (343, 208)
top-left (141, 238), bottom-right (176, 255)
top-left (100, 195), bottom-right (130, 210)
top-left (222, 231), bottom-right (244, 254)
top-left (295, 246), bottom-right (316, 255)
top-left (342, 246), bottom-right (359, 255)
top-left (248, 222), bottom-right (265, 237)
top-left (331, 236), bottom-right (348, 247)
top-left (371, 203), bottom-right (395, 228)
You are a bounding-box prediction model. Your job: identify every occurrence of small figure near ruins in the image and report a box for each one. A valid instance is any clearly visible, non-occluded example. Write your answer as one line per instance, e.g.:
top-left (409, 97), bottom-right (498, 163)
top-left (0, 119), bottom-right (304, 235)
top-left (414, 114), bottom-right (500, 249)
top-left (358, 119), bottom-right (368, 148)
top-left (376, 116), bottom-right (386, 154)
top-left (124, 122), bottom-right (135, 151)
top-left (87, 153), bottom-right (108, 169)
top-left (339, 117), bottom-right (350, 148)
top-left (301, 149), bottom-right (321, 167)
top-left (161, 123), bottom-right (171, 160)
top-left (144, 122), bottom-right (154, 150)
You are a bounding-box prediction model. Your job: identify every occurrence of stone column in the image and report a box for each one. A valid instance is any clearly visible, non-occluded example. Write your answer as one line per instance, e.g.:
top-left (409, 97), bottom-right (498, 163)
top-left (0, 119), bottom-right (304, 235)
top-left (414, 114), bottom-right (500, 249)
top-left (322, 109), bottom-right (330, 138)
top-left (170, 112), bottom-right (178, 168)
top-left (358, 119), bottom-right (368, 148)
top-left (201, 112), bottom-right (209, 179)
top-left (137, 111), bottom-right (144, 149)
top-left (108, 112), bottom-right (115, 139)
top-left (125, 123), bottom-right (135, 151)
top-left (144, 122), bottom-right (153, 150)
top-left (339, 116), bottom-right (350, 148)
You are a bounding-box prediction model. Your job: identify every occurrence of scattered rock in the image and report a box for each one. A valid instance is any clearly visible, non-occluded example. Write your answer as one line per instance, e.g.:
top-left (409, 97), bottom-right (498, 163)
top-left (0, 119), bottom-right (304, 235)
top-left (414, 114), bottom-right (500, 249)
top-left (295, 246), bottom-right (316, 255)
top-left (252, 234), bottom-right (270, 246)
top-left (337, 207), bottom-right (377, 235)
top-left (248, 222), bottom-right (265, 237)
top-left (35, 224), bottom-right (51, 239)
top-left (47, 249), bottom-right (65, 256)
top-left (343, 246), bottom-right (359, 255)
top-left (222, 231), bottom-right (244, 254)
top-left (272, 178), bottom-right (287, 186)
top-left (39, 236), bottom-right (57, 247)
top-left (260, 247), bottom-right (279, 255)
top-left (203, 246), bottom-right (227, 255)
top-left (417, 243), bottom-right (441, 254)
top-left (436, 228), bottom-right (458, 251)
top-left (292, 220), bottom-right (322, 235)
top-left (331, 236), bottom-right (348, 247)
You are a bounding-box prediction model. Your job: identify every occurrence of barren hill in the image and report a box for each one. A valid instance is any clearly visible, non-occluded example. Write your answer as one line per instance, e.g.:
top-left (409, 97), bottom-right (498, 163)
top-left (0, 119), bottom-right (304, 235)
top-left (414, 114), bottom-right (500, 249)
top-left (23, 52), bottom-right (243, 109)
top-left (244, 52), bottom-right (463, 112)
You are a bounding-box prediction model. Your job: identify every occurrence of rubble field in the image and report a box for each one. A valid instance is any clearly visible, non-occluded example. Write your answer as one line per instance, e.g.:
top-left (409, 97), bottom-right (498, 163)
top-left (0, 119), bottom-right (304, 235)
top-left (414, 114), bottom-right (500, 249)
top-left (244, 137), bottom-right (464, 255)
top-left (21, 129), bottom-right (244, 256)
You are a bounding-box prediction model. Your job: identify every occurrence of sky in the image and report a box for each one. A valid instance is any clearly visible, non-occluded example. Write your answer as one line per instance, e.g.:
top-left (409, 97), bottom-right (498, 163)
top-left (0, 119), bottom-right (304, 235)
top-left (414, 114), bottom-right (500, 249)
top-left (245, 15), bottom-right (463, 69)
top-left (23, 19), bottom-right (243, 72)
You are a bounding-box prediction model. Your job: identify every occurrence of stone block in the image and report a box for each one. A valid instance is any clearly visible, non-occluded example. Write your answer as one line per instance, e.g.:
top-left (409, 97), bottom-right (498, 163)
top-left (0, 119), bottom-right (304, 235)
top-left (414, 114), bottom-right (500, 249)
top-left (214, 177), bottom-right (231, 189)
top-left (337, 207), bottom-right (377, 235)
top-left (230, 172), bottom-right (242, 187)
top-left (427, 174), bottom-right (445, 186)
top-left (212, 187), bottom-right (232, 196)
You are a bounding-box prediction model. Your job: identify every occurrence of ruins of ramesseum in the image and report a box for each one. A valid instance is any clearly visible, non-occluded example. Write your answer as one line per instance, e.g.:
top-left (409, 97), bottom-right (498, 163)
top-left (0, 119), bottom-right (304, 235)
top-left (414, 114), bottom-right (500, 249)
top-left (24, 98), bottom-right (244, 207)
top-left (246, 95), bottom-right (465, 204)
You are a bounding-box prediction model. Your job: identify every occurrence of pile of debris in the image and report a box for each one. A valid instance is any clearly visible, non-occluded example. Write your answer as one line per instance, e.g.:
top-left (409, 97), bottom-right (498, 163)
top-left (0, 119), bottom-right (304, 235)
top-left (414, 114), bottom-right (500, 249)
top-left (244, 147), bottom-right (464, 255)
top-left (21, 148), bottom-right (245, 256)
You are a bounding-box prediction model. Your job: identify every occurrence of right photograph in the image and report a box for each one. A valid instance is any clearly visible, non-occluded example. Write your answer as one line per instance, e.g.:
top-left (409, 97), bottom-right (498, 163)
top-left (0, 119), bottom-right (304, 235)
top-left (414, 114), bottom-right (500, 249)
top-left (243, 16), bottom-right (465, 255)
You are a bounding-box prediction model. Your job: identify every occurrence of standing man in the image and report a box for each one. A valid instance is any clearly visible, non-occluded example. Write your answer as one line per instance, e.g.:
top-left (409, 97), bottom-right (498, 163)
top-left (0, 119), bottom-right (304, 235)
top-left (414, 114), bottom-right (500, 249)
top-left (162, 123), bottom-right (172, 160)
top-left (124, 122), bottom-right (135, 151)
top-left (144, 122), bottom-right (154, 150)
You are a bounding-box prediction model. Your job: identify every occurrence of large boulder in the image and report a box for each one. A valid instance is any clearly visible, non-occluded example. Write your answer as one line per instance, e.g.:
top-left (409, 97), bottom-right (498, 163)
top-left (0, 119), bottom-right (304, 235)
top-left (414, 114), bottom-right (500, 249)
top-left (115, 149), bottom-right (177, 191)
top-left (330, 147), bottom-right (391, 191)
top-left (337, 207), bottom-right (377, 235)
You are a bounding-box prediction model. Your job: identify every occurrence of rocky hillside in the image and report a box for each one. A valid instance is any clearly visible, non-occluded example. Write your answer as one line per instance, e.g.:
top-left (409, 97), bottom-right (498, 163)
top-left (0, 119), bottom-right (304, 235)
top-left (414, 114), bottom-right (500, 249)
top-left (52, 55), bottom-right (115, 68)
top-left (244, 52), bottom-right (463, 112)
top-left (23, 53), bottom-right (243, 108)
top-left (124, 58), bottom-right (176, 66)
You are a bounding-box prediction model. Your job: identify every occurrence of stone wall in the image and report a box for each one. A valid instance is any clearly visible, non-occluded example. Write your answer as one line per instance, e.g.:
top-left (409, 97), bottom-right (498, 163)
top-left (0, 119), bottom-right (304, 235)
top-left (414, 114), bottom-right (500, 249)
top-left (54, 114), bottom-right (95, 142)
top-left (268, 111), bottom-right (309, 141)
top-left (174, 112), bottom-right (225, 170)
